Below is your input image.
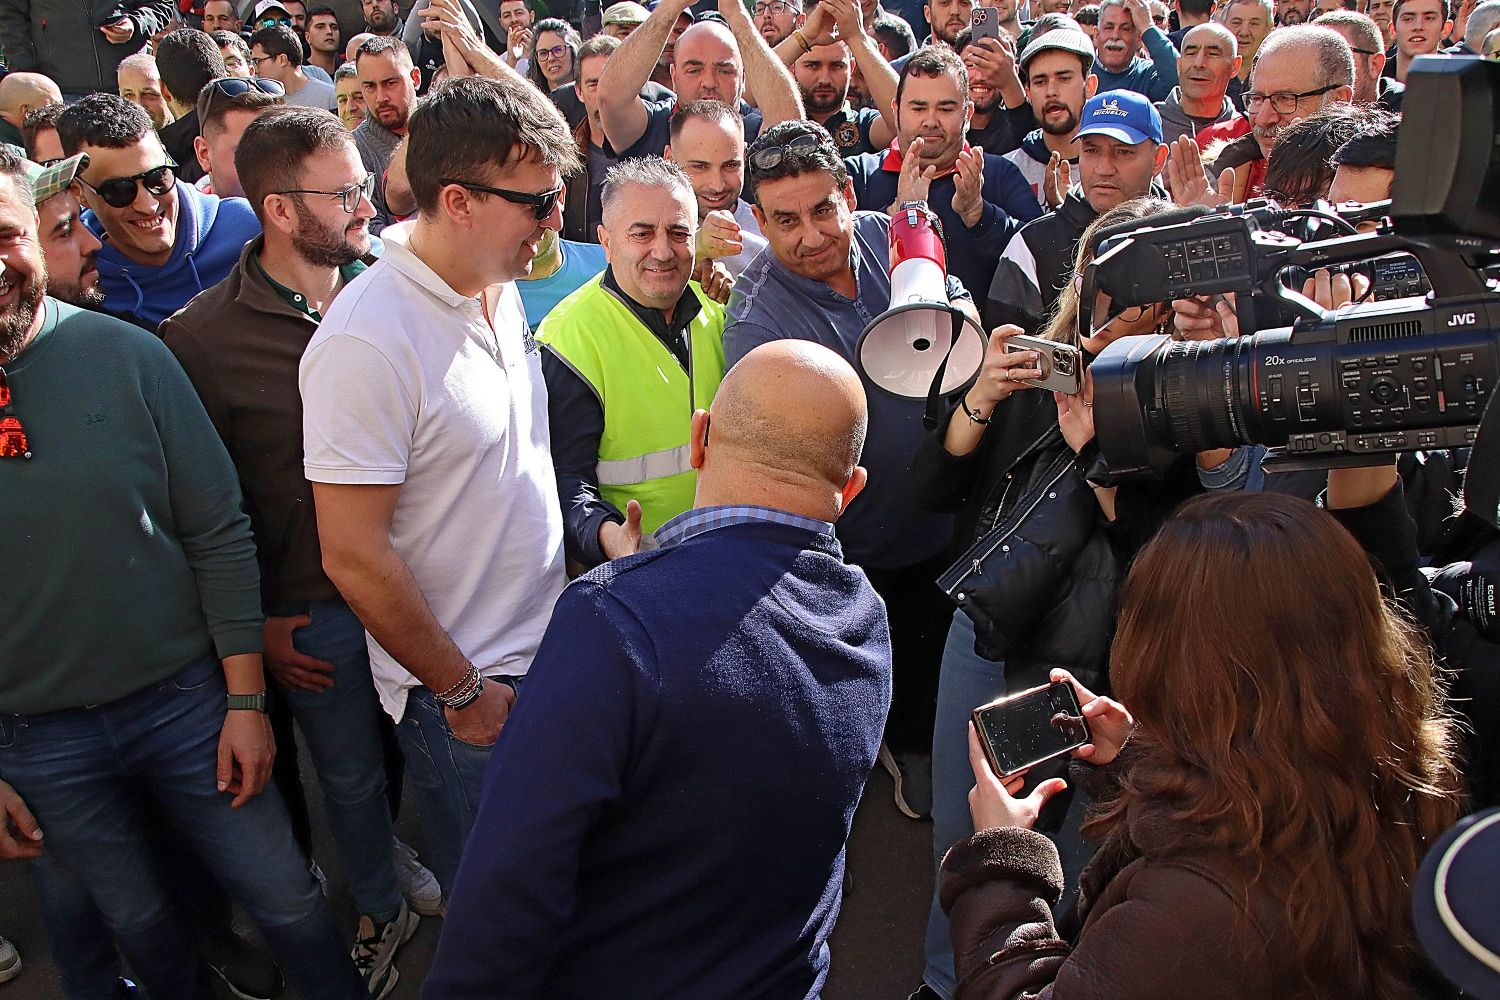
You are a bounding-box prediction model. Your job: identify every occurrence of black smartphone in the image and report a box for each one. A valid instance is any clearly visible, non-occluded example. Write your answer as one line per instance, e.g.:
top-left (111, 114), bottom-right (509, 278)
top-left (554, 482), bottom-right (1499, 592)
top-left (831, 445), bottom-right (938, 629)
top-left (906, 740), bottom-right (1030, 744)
top-left (95, 8), bottom-right (129, 27)
top-left (971, 681), bottom-right (1090, 778)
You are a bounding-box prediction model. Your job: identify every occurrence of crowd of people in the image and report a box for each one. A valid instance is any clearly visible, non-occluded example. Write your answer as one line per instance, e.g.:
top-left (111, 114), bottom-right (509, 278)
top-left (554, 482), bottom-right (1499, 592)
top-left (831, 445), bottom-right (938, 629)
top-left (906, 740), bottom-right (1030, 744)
top-left (0, 0), bottom-right (1498, 996)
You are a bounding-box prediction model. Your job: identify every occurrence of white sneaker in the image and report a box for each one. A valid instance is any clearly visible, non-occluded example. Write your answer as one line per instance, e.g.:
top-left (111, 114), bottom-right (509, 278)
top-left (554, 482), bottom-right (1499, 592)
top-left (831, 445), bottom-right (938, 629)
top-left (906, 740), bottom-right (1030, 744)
top-left (350, 900), bottom-right (419, 998)
top-left (0, 935), bottom-right (20, 983)
top-left (391, 838), bottom-right (444, 916)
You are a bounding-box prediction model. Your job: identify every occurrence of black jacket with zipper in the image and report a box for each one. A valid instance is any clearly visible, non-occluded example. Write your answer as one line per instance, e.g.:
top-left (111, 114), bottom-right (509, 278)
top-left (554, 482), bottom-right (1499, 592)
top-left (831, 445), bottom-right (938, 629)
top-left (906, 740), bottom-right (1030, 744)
top-left (914, 390), bottom-right (1200, 687)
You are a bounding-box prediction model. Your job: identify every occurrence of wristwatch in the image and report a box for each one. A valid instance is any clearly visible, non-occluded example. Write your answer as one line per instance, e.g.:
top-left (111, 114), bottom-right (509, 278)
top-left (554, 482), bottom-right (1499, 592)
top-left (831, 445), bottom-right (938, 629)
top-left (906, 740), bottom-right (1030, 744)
top-left (226, 691), bottom-right (268, 713)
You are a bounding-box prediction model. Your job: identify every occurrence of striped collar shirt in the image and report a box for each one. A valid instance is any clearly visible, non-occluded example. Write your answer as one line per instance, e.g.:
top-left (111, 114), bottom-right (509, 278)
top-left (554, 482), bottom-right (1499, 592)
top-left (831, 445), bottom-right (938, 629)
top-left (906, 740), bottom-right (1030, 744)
top-left (655, 505), bottom-right (835, 549)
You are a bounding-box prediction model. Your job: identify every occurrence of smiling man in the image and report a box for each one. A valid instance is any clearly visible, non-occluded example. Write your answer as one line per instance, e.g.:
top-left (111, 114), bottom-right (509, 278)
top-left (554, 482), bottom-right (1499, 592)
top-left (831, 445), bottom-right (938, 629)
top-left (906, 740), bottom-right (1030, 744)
top-left (31, 153), bottom-right (105, 310)
top-left (1003, 29), bottom-right (1097, 204)
top-left (664, 99), bottom-right (769, 277)
top-left (116, 52), bottom-right (175, 129)
top-left (1389, 0), bottom-right (1452, 80)
top-left (1223, 0), bottom-right (1273, 86)
top-left (58, 94), bottom-right (261, 329)
top-left (537, 157), bottom-right (727, 569)
top-left (1156, 21), bottom-right (1242, 142)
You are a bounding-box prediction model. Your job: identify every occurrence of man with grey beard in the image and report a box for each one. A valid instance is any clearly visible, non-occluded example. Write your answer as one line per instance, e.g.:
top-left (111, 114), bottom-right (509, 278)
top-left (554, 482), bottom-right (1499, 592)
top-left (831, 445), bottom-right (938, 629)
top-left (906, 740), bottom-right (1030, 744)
top-left (160, 106), bottom-right (424, 995)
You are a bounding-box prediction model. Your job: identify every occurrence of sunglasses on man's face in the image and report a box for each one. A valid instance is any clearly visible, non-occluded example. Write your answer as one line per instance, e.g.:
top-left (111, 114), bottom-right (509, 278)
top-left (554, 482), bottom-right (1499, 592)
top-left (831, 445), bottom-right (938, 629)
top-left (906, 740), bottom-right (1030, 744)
top-left (437, 178), bottom-right (564, 220)
top-left (0, 368), bottom-right (32, 460)
top-left (79, 164), bottom-right (175, 209)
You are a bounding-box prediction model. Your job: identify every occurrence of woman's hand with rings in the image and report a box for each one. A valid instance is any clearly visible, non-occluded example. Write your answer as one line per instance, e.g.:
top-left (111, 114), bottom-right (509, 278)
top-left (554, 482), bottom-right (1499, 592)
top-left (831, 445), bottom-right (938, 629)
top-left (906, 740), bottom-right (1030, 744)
top-left (966, 326), bottom-right (1043, 419)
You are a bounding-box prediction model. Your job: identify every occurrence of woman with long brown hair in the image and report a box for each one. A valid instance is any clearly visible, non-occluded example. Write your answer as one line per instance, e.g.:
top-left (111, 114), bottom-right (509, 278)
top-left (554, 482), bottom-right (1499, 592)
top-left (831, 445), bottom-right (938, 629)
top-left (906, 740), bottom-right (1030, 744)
top-left (939, 484), bottom-right (1463, 999)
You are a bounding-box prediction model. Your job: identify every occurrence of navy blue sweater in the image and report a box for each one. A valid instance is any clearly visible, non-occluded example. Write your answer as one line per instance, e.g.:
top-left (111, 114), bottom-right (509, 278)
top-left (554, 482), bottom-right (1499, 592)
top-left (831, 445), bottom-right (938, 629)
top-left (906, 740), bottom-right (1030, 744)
top-left (425, 520), bottom-right (893, 1000)
top-left (844, 148), bottom-right (1042, 307)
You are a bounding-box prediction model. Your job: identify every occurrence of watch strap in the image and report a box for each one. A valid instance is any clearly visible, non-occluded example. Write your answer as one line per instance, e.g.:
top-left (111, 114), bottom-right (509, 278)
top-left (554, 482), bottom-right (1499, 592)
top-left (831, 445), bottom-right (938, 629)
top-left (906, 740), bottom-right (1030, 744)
top-left (226, 692), bottom-right (268, 713)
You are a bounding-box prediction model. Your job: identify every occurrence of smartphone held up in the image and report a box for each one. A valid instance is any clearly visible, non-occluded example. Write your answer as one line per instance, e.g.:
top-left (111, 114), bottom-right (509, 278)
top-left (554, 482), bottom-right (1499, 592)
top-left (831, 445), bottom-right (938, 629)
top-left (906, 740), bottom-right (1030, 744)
top-left (1003, 334), bottom-right (1083, 395)
top-left (971, 681), bottom-right (1091, 778)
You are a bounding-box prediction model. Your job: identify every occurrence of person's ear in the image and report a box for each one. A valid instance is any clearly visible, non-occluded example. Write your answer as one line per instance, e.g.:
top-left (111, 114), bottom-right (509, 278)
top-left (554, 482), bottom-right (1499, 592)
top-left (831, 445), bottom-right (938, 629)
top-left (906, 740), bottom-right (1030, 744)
top-left (689, 408), bottom-right (710, 470)
top-left (837, 465), bottom-right (868, 513)
top-left (598, 223), bottom-right (612, 259)
top-left (663, 142), bottom-right (673, 163)
top-left (1086, 73), bottom-right (1098, 97)
top-left (750, 203), bottom-right (766, 230)
top-left (1230, 54), bottom-right (1242, 77)
top-left (842, 176), bottom-right (857, 211)
top-left (409, 64), bottom-right (421, 89)
top-left (193, 134), bottom-right (211, 174)
top-left (261, 192), bottom-right (296, 235)
top-left (1369, 50), bottom-right (1385, 75)
top-left (1154, 140), bottom-right (1168, 172)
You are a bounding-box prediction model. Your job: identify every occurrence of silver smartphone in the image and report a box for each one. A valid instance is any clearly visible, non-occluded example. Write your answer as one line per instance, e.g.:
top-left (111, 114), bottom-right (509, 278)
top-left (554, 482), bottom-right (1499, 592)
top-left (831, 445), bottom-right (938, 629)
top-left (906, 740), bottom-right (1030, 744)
top-left (1003, 333), bottom-right (1083, 395)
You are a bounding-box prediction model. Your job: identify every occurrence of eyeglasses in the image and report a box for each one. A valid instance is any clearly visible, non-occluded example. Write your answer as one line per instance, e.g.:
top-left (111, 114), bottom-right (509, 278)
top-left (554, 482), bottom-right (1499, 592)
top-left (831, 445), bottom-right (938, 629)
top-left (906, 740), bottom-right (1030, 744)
top-left (752, 1), bottom-right (801, 15)
top-left (250, 54), bottom-right (278, 66)
top-left (436, 178), bottom-right (565, 219)
top-left (1349, 45), bottom-right (1381, 54)
top-left (1243, 82), bottom-right (1339, 114)
top-left (277, 174), bottom-right (376, 213)
top-left (537, 43), bottom-right (568, 59)
top-left (256, 15), bottom-right (291, 26)
top-left (0, 368), bottom-right (32, 460)
top-left (203, 76), bottom-right (286, 122)
top-left (748, 131), bottom-right (822, 170)
top-left (78, 164), bottom-right (175, 209)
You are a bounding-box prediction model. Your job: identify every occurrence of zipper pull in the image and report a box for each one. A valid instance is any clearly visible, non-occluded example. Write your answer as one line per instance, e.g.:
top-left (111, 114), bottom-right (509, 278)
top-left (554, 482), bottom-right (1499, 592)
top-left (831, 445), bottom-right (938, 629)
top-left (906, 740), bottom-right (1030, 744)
top-left (971, 557), bottom-right (983, 577)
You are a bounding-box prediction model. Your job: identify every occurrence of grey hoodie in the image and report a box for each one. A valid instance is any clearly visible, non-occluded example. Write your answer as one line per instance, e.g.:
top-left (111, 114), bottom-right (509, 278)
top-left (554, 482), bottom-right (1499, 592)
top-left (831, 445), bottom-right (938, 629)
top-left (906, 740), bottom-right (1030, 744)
top-left (1155, 87), bottom-right (1243, 146)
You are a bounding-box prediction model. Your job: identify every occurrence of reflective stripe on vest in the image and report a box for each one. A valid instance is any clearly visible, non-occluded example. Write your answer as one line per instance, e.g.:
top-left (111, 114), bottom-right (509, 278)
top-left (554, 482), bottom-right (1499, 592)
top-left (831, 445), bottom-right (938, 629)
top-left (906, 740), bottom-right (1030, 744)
top-left (595, 443), bottom-right (694, 486)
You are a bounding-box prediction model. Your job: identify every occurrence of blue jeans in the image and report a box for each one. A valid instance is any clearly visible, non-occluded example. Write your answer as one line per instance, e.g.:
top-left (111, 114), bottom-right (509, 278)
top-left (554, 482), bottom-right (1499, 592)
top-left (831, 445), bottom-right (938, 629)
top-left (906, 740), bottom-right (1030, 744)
top-left (395, 678), bottom-right (522, 895)
top-left (921, 611), bottom-right (1095, 999)
top-left (32, 854), bottom-right (126, 1000)
top-left (274, 600), bottom-right (402, 922)
top-left (0, 654), bottom-right (366, 1000)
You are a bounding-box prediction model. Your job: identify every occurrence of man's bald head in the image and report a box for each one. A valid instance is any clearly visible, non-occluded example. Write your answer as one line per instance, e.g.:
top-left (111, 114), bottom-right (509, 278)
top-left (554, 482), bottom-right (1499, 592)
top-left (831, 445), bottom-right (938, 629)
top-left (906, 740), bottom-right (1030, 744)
top-left (671, 21), bottom-right (745, 105)
top-left (694, 342), bottom-right (868, 520)
top-left (0, 73), bottom-right (64, 129)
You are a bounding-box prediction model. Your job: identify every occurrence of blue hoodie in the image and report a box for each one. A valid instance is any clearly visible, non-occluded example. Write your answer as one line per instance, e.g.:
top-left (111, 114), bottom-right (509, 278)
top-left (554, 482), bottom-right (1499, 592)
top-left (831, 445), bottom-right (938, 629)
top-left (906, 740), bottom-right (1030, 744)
top-left (86, 181), bottom-right (262, 331)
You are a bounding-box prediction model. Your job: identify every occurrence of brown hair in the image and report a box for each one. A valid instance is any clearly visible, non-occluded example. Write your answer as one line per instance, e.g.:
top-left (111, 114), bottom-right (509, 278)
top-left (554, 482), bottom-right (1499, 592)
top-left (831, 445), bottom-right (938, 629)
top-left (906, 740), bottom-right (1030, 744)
top-left (1090, 491), bottom-right (1461, 998)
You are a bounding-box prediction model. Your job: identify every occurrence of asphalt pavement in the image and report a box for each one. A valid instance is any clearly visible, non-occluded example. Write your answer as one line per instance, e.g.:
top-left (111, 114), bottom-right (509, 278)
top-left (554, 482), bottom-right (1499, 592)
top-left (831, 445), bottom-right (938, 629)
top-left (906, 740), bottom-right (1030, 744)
top-left (0, 757), bottom-right (933, 999)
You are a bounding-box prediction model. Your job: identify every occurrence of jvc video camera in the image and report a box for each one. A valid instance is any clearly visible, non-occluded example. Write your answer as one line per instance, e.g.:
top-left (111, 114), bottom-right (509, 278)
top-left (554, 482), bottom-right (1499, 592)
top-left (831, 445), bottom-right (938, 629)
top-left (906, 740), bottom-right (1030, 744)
top-left (1085, 55), bottom-right (1500, 477)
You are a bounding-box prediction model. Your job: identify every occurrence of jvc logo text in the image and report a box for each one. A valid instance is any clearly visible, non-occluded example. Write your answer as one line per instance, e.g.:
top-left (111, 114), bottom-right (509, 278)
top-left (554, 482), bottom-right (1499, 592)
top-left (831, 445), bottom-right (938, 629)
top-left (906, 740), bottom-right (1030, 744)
top-left (1448, 313), bottom-right (1478, 327)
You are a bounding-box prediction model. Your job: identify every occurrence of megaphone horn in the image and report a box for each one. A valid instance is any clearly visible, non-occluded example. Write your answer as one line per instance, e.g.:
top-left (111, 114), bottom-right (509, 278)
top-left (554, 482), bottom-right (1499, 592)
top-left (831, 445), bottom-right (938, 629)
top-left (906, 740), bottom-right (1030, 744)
top-left (857, 205), bottom-right (987, 404)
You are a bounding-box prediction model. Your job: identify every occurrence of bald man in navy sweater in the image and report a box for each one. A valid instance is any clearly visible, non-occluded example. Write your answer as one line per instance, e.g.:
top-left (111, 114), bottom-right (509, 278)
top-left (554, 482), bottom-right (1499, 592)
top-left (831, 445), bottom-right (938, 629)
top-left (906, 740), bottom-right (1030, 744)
top-left (425, 341), bottom-right (894, 1000)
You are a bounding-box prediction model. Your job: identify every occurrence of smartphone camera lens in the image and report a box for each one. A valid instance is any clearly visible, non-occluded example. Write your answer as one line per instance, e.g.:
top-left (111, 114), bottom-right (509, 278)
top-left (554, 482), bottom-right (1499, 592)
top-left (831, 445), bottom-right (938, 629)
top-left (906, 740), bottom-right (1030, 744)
top-left (1053, 349), bottom-right (1074, 375)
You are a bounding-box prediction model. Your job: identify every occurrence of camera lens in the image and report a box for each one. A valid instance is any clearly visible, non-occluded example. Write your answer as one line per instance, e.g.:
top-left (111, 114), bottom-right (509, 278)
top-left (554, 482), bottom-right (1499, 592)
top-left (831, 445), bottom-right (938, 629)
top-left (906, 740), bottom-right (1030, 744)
top-left (1053, 349), bottom-right (1074, 375)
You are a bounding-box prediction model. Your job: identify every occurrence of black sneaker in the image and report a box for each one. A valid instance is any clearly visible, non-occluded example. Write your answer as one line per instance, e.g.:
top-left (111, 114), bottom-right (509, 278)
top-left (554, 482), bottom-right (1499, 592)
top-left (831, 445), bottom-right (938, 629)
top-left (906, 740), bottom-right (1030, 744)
top-left (351, 900), bottom-right (420, 999)
top-left (201, 929), bottom-right (285, 1000)
top-left (879, 743), bottom-right (933, 819)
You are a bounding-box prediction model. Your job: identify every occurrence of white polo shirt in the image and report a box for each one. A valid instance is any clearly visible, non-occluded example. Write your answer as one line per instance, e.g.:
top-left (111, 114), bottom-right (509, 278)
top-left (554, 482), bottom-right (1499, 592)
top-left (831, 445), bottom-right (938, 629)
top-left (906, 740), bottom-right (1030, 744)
top-left (300, 222), bottom-right (567, 722)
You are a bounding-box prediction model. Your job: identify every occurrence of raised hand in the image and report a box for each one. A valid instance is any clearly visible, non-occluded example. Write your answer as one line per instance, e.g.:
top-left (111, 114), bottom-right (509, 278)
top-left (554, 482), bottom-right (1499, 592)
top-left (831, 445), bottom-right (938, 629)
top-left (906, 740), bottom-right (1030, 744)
top-left (952, 145), bottom-right (986, 228)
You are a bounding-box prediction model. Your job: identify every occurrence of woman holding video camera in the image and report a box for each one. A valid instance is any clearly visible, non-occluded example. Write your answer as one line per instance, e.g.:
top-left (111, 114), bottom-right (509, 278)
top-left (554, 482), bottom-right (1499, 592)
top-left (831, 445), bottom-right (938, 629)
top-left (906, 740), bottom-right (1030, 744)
top-left (912, 196), bottom-right (1209, 998)
top-left (938, 488), bottom-right (1462, 1000)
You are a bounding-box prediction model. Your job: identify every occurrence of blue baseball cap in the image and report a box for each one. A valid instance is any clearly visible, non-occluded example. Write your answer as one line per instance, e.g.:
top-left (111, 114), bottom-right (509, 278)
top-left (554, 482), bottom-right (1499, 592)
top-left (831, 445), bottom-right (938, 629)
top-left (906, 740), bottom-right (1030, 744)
top-left (1413, 807), bottom-right (1500, 999)
top-left (1073, 89), bottom-right (1163, 145)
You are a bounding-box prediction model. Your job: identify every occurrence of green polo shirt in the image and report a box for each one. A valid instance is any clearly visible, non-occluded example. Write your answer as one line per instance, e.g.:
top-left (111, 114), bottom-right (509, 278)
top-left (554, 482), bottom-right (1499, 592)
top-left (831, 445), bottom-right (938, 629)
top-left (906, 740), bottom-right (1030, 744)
top-left (254, 253), bottom-right (369, 322)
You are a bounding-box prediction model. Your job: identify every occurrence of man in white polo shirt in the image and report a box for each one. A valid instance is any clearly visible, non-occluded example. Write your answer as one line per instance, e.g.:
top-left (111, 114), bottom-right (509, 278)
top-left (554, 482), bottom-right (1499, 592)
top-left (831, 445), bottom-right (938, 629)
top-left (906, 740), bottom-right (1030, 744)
top-left (299, 75), bottom-right (578, 898)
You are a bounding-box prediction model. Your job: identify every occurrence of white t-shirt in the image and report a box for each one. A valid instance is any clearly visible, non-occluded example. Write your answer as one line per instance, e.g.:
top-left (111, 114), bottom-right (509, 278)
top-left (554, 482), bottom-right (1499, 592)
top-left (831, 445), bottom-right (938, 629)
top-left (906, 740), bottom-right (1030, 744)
top-left (300, 222), bottom-right (567, 722)
top-left (286, 75), bottom-right (338, 113)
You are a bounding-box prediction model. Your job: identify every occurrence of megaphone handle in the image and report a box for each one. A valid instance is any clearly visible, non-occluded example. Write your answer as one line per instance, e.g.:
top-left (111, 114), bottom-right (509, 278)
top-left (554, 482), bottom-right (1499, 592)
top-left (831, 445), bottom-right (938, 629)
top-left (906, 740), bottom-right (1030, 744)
top-left (922, 306), bottom-right (965, 432)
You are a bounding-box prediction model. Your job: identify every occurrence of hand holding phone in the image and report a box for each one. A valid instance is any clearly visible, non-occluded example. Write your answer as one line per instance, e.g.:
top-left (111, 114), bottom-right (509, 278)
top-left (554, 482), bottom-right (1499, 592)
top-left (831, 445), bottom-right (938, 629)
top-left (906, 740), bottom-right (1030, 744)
top-left (1047, 668), bottom-right (1134, 766)
top-left (972, 680), bottom-right (1091, 779)
top-left (970, 5), bottom-right (1002, 42)
top-left (1002, 333), bottom-right (1082, 395)
top-left (966, 721), bottom-right (1069, 832)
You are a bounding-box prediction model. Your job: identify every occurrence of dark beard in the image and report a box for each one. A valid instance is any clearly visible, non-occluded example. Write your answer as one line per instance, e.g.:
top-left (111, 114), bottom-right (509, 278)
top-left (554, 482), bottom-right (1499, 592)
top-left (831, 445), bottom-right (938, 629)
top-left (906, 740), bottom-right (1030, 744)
top-left (291, 208), bottom-right (365, 269)
top-left (48, 265), bottom-right (104, 312)
top-left (805, 89), bottom-right (846, 116)
top-left (1042, 109), bottom-right (1079, 136)
top-left (972, 90), bottom-right (1003, 115)
top-left (0, 266), bottom-right (46, 362)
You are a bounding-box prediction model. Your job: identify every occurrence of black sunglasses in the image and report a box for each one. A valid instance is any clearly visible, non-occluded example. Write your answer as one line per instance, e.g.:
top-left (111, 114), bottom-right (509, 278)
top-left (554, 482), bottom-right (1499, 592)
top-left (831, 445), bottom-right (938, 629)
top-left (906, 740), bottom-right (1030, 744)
top-left (202, 76), bottom-right (286, 125)
top-left (436, 178), bottom-right (564, 220)
top-left (78, 164), bottom-right (176, 209)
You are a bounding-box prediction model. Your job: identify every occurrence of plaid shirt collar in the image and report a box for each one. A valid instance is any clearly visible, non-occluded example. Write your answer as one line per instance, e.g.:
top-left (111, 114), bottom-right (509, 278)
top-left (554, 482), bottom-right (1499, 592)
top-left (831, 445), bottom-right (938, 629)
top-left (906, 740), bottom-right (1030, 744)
top-left (655, 504), bottom-right (835, 549)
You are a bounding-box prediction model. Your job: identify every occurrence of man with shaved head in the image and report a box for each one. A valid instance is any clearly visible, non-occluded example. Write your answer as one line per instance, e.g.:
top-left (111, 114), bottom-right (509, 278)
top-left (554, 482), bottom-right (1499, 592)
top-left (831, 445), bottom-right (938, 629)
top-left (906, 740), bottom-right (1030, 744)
top-left (428, 336), bottom-right (889, 999)
top-left (0, 72), bottom-right (62, 148)
top-left (1156, 22), bottom-right (1242, 143)
top-left (597, 0), bottom-right (806, 158)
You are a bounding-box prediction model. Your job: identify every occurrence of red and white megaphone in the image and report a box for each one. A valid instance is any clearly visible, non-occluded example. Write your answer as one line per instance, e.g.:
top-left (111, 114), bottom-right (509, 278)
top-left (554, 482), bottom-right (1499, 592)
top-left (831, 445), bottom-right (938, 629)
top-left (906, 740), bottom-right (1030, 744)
top-left (856, 204), bottom-right (987, 401)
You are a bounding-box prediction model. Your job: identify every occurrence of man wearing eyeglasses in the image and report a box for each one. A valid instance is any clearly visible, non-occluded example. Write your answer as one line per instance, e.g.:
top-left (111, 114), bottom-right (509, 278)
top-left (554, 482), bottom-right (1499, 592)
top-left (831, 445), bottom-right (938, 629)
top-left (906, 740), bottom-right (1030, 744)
top-left (161, 107), bottom-right (424, 996)
top-left (0, 143), bottom-right (369, 1000)
top-left (58, 94), bottom-right (263, 330)
top-left (1319, 9), bottom-right (1405, 107)
top-left (755, 0), bottom-right (806, 46)
top-left (299, 75), bottom-right (575, 900)
top-left (1194, 23), bottom-right (1354, 199)
top-left (598, 0), bottom-right (805, 160)
top-left (251, 23), bottom-right (340, 110)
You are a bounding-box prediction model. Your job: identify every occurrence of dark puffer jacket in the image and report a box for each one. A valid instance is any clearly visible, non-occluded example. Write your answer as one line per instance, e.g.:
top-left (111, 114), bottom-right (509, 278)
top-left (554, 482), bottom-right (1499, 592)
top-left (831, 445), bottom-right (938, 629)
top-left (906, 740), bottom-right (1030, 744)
top-left (914, 390), bottom-right (1198, 691)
